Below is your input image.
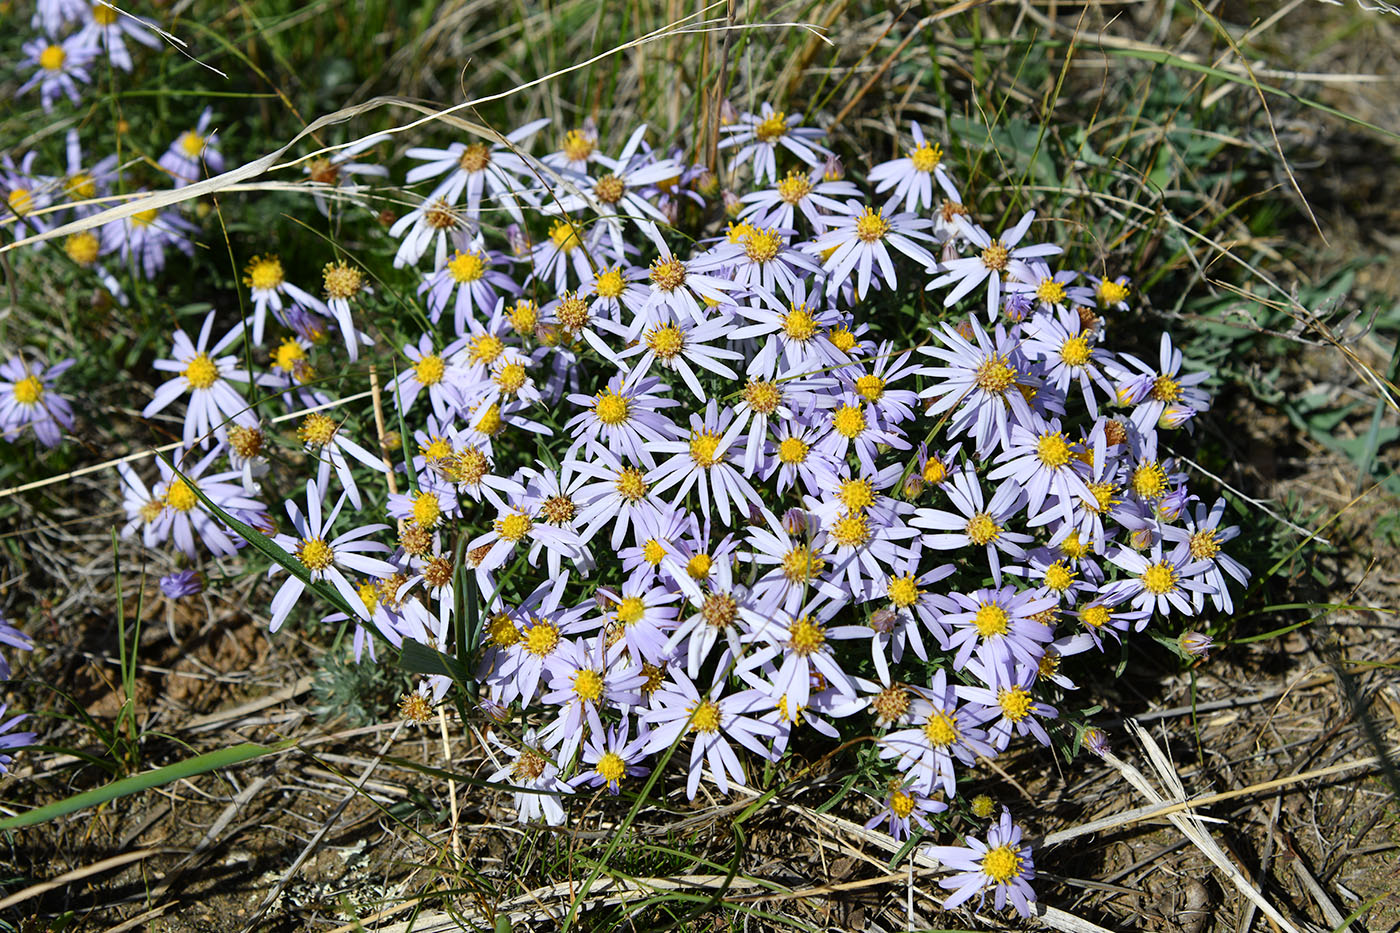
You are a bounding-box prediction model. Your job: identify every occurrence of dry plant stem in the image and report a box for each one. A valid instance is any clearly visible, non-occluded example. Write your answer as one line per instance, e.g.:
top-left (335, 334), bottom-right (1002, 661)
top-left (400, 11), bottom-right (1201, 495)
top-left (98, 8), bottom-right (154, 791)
top-left (437, 705), bottom-right (462, 859)
top-left (367, 363), bottom-right (399, 497)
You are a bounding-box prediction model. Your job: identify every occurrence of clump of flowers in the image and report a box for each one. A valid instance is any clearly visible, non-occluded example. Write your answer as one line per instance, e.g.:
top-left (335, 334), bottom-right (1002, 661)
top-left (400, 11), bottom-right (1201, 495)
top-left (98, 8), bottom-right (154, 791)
top-left (8, 31), bottom-right (1250, 919)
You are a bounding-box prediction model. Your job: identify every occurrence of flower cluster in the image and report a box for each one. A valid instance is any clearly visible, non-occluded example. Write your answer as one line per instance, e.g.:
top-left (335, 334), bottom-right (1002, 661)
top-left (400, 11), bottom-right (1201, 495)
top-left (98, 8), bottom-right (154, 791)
top-left (39, 95), bottom-right (1247, 920)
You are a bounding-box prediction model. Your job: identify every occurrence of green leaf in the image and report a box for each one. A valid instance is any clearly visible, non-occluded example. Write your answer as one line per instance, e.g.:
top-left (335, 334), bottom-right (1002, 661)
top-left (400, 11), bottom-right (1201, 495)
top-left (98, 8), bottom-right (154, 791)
top-left (0, 740), bottom-right (295, 830)
top-left (398, 639), bottom-right (474, 691)
top-left (159, 454), bottom-right (357, 621)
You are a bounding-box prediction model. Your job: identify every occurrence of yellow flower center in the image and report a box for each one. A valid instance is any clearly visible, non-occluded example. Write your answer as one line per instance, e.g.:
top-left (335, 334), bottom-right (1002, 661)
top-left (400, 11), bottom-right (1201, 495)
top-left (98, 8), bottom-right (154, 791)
top-left (742, 379), bottom-right (782, 415)
top-left (776, 169), bottom-right (812, 204)
top-left (754, 111), bottom-right (789, 143)
top-left (974, 603), bottom-right (1009, 637)
top-left (777, 436), bottom-right (808, 464)
top-left (493, 361), bottom-right (527, 396)
top-left (1059, 336), bottom-right (1092, 367)
top-left (572, 669), bottom-right (604, 702)
top-left (297, 412), bottom-right (338, 447)
top-left (561, 129), bottom-right (594, 163)
top-left (830, 512), bottom-right (870, 547)
top-left (442, 447), bottom-right (486, 485)
top-left (420, 199), bottom-right (459, 231)
top-left (1036, 432), bottom-right (1073, 469)
top-left (1150, 374), bottom-right (1182, 403)
top-left (1189, 529), bottom-right (1220, 560)
top-left (854, 374), bottom-right (885, 401)
top-left (593, 174), bottom-right (625, 204)
top-left (494, 512), bottom-right (533, 542)
top-left (523, 620), bottom-right (560, 656)
top-left (742, 227), bottom-right (782, 264)
top-left (923, 710), bottom-right (960, 747)
top-left (64, 171), bottom-right (96, 201)
top-left (853, 206), bottom-right (891, 243)
top-left (322, 262), bottom-right (363, 301)
top-left (473, 402), bottom-right (504, 437)
top-left (296, 536), bottom-right (334, 571)
top-left (837, 477), bottom-right (875, 511)
top-left (539, 223), bottom-right (577, 258)
top-left (646, 323), bottom-right (685, 360)
top-left (1044, 561), bottom-right (1075, 592)
top-left (92, 2), bottom-right (119, 24)
top-left (411, 491), bottom-right (443, 528)
top-left (179, 131), bottom-right (205, 158)
top-left (12, 375), bottom-right (43, 405)
top-left (781, 304), bottom-right (818, 341)
top-left (415, 354), bottom-right (446, 386)
top-left (890, 790), bottom-right (916, 818)
top-left (923, 455), bottom-right (948, 485)
top-left (615, 466), bottom-right (648, 501)
top-left (243, 255), bottom-right (284, 291)
top-left (831, 404), bottom-right (866, 439)
top-left (39, 44), bottom-right (67, 70)
top-left (909, 140), bottom-right (943, 172)
top-left (540, 494), bottom-right (576, 525)
top-left (642, 539), bottom-right (666, 565)
top-left (828, 326), bottom-right (856, 353)
top-left (965, 512), bottom-right (1000, 546)
top-left (1097, 278), bottom-right (1130, 305)
top-left (687, 553), bottom-right (712, 579)
top-left (596, 751), bottom-right (626, 783)
top-left (182, 353), bottom-right (219, 390)
top-left (447, 250), bottom-right (486, 283)
top-left (980, 241), bottom-right (1010, 271)
top-left (1060, 529), bottom-right (1088, 559)
top-left (1131, 461), bottom-right (1167, 499)
top-left (788, 616), bottom-right (826, 655)
top-left (487, 614), bottom-right (520, 647)
top-left (554, 293), bottom-right (590, 331)
top-left (887, 574), bottom-right (920, 608)
top-left (1036, 278), bottom-right (1067, 306)
top-left (131, 208), bottom-right (159, 228)
top-left (1081, 604), bottom-right (1111, 629)
top-left (1140, 561), bottom-right (1177, 595)
top-left (649, 257), bottom-right (687, 292)
top-left (1087, 481), bottom-right (1119, 514)
top-left (508, 300), bottom-right (538, 335)
top-left (689, 431), bottom-right (722, 467)
top-left (982, 845), bottom-right (1023, 883)
top-left (593, 267), bottom-right (625, 299)
top-left (781, 545), bottom-right (824, 583)
top-left (616, 595), bottom-right (647, 625)
top-left (689, 699), bottom-right (722, 733)
top-left (997, 686), bottom-right (1033, 721)
top-left (139, 499), bottom-right (164, 523)
top-left (458, 142), bottom-right (492, 172)
top-left (974, 355), bottom-right (1017, 393)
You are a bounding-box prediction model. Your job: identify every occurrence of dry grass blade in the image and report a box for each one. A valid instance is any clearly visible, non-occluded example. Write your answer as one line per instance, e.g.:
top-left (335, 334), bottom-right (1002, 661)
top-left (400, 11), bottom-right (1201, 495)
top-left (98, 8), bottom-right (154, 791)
top-left (1098, 721), bottom-right (1306, 933)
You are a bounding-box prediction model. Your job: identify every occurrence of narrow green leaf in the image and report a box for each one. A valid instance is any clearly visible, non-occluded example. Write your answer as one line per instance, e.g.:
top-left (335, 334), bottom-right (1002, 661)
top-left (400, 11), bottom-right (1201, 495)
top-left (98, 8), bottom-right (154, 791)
top-left (398, 639), bottom-right (473, 690)
top-left (0, 740), bottom-right (295, 830)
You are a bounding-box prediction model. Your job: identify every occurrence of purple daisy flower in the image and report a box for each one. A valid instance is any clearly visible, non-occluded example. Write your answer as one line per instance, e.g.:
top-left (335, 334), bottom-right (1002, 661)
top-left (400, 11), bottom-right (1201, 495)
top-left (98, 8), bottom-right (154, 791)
top-left (941, 585), bottom-right (1056, 672)
top-left (641, 668), bottom-right (781, 800)
top-left (926, 210), bottom-right (1061, 322)
top-left (0, 354), bottom-right (76, 448)
top-left (266, 478), bottom-right (397, 633)
top-left (923, 808), bottom-right (1037, 917)
top-left (909, 467), bottom-right (1032, 586)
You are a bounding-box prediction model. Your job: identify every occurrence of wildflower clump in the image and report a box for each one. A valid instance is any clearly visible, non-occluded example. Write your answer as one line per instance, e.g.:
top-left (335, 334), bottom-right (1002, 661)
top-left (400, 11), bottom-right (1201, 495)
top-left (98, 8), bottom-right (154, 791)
top-left (6, 29), bottom-right (1251, 918)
